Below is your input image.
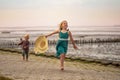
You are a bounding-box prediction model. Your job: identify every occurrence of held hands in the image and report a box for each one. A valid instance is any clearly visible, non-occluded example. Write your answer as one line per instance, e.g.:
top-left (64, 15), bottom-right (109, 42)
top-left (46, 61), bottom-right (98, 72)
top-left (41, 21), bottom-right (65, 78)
top-left (23, 46), bottom-right (27, 49)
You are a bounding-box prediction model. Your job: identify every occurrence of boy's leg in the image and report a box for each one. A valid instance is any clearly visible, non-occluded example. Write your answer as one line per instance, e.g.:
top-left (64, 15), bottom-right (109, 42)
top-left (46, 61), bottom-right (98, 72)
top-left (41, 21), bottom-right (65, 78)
top-left (25, 50), bottom-right (29, 61)
top-left (22, 50), bottom-right (25, 60)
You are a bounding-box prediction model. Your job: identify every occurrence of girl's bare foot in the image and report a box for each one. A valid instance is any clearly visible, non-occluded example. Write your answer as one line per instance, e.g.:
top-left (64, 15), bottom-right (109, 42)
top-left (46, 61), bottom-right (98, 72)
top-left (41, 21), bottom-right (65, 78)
top-left (61, 68), bottom-right (64, 71)
top-left (60, 67), bottom-right (64, 71)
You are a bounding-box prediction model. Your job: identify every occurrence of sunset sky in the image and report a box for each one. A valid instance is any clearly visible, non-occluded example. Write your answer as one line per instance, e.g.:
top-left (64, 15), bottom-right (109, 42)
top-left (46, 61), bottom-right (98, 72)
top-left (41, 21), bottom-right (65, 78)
top-left (0, 0), bottom-right (120, 27)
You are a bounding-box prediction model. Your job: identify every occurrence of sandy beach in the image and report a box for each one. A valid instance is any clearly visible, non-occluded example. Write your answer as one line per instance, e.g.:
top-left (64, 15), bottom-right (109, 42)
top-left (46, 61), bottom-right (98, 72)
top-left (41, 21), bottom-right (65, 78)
top-left (0, 50), bottom-right (120, 80)
top-left (1, 0), bottom-right (120, 79)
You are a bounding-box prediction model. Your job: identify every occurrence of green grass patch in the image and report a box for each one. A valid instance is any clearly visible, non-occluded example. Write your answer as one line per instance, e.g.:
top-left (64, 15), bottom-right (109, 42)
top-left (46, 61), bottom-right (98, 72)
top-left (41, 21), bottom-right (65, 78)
top-left (0, 76), bottom-right (13, 80)
top-left (35, 53), bottom-right (57, 59)
top-left (0, 48), bottom-right (120, 67)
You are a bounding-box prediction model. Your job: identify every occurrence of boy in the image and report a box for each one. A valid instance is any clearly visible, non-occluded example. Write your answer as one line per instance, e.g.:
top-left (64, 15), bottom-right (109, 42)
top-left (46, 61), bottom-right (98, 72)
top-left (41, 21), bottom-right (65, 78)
top-left (18, 34), bottom-right (30, 61)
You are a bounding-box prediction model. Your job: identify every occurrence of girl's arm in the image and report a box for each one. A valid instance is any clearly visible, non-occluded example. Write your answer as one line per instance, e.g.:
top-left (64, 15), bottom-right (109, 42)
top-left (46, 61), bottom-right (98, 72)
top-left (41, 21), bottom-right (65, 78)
top-left (46, 30), bottom-right (59, 38)
top-left (69, 31), bottom-right (78, 49)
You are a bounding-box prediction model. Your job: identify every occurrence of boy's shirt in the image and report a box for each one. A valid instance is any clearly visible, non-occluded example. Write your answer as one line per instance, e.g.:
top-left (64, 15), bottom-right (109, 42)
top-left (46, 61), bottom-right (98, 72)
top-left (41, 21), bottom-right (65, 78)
top-left (18, 40), bottom-right (30, 50)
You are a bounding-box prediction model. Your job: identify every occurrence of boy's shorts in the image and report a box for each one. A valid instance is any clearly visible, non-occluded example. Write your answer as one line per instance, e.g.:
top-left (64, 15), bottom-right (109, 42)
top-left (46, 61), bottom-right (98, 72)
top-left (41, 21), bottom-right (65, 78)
top-left (22, 50), bottom-right (29, 57)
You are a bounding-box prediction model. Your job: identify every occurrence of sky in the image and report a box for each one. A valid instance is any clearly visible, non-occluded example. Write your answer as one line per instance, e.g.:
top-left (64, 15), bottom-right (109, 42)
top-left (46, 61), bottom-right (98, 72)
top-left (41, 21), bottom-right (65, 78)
top-left (0, 0), bottom-right (120, 27)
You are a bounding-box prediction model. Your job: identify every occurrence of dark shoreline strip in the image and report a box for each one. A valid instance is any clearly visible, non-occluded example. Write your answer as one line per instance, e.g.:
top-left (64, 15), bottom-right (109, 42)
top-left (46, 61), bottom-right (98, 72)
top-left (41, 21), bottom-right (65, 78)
top-left (0, 48), bottom-right (120, 67)
top-left (0, 75), bottom-right (13, 80)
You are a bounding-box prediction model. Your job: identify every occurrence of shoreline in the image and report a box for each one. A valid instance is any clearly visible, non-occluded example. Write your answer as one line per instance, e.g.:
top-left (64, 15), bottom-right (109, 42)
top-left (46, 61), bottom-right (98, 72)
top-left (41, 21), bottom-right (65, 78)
top-left (0, 75), bottom-right (13, 80)
top-left (0, 48), bottom-right (120, 66)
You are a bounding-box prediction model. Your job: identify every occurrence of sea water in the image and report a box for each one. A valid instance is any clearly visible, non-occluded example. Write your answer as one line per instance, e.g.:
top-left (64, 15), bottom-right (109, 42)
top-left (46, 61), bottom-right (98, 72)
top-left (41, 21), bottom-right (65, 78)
top-left (0, 26), bottom-right (120, 61)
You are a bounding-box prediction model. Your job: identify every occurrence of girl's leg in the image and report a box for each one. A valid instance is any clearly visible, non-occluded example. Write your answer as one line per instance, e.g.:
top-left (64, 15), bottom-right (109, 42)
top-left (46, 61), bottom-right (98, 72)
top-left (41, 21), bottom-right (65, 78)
top-left (60, 54), bottom-right (65, 70)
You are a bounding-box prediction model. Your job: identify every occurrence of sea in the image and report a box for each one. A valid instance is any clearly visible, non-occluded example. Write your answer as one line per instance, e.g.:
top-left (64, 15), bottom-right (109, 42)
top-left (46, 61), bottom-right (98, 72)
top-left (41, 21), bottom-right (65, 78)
top-left (0, 26), bottom-right (120, 62)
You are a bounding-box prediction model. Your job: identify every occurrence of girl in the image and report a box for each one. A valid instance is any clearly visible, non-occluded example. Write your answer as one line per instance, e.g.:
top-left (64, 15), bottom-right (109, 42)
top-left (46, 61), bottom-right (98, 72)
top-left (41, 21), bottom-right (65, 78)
top-left (46, 20), bottom-right (78, 70)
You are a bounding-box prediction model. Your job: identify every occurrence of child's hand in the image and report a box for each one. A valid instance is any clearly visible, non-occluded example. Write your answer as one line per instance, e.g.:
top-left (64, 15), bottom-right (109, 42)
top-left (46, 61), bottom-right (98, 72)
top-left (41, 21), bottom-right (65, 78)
top-left (73, 45), bottom-right (78, 50)
top-left (24, 46), bottom-right (26, 49)
top-left (24, 46), bottom-right (28, 49)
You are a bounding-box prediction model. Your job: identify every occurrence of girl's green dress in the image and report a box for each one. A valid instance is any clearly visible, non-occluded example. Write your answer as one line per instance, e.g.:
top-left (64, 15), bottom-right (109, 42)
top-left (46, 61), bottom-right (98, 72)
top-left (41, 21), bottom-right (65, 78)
top-left (56, 31), bottom-right (69, 57)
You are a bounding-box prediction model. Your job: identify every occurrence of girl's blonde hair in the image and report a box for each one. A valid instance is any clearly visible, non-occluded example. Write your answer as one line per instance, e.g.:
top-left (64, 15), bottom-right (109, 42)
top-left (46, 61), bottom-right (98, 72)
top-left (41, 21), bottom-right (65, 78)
top-left (59, 20), bottom-right (67, 30)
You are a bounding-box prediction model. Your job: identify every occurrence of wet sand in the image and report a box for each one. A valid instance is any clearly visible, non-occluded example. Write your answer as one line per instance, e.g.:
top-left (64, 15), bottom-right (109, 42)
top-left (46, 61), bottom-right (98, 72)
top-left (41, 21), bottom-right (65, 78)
top-left (0, 50), bottom-right (120, 80)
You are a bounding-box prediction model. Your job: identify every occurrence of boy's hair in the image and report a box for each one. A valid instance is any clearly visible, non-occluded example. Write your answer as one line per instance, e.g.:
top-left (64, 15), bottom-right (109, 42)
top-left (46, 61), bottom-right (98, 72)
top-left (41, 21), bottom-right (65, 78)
top-left (24, 34), bottom-right (29, 39)
top-left (59, 20), bottom-right (67, 30)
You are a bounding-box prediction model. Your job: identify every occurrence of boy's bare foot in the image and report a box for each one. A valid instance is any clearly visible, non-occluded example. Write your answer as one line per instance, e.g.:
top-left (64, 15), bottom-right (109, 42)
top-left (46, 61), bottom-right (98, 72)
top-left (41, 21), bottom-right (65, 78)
top-left (23, 57), bottom-right (25, 61)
